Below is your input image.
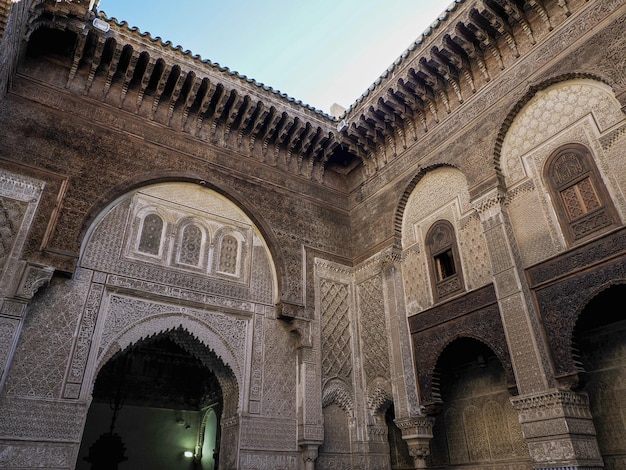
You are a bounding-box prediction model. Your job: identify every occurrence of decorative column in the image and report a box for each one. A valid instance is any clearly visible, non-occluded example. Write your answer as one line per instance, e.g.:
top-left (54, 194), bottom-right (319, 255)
top-left (0, 171), bottom-right (47, 393)
top-left (394, 416), bottom-right (434, 469)
top-left (472, 187), bottom-right (602, 469)
top-left (380, 249), bottom-right (423, 420)
top-left (300, 443), bottom-right (319, 470)
top-left (289, 317), bottom-right (323, 470)
top-left (381, 247), bottom-right (435, 468)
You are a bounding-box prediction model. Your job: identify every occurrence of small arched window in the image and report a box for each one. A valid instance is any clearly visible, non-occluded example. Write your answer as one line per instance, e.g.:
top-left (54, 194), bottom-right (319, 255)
top-left (177, 224), bottom-right (203, 266)
top-left (545, 144), bottom-right (618, 245)
top-left (138, 213), bottom-right (164, 256)
top-left (218, 234), bottom-right (239, 275)
top-left (426, 220), bottom-right (464, 301)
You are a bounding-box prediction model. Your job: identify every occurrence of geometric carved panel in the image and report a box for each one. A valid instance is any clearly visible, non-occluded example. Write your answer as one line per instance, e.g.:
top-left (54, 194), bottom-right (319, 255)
top-left (357, 275), bottom-right (389, 384)
top-left (262, 319), bottom-right (296, 418)
top-left (320, 279), bottom-right (352, 382)
top-left (4, 274), bottom-right (90, 399)
top-left (0, 197), bottom-right (27, 272)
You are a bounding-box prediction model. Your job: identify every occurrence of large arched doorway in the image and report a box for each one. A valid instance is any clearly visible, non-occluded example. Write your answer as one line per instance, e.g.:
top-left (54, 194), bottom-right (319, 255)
top-left (428, 337), bottom-right (530, 468)
top-left (65, 181), bottom-right (286, 468)
top-left (574, 284), bottom-right (626, 469)
top-left (76, 328), bottom-right (229, 470)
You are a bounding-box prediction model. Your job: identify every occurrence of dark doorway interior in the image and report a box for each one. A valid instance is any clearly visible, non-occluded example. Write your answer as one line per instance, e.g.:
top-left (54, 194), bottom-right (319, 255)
top-left (77, 329), bottom-right (222, 470)
top-left (386, 405), bottom-right (413, 470)
top-left (574, 284), bottom-right (626, 469)
top-left (427, 337), bottom-right (530, 468)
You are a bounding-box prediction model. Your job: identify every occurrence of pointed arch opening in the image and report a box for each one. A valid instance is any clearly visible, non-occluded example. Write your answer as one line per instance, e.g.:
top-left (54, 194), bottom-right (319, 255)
top-left (428, 337), bottom-right (529, 468)
top-left (76, 327), bottom-right (233, 470)
top-left (573, 283), bottom-right (626, 466)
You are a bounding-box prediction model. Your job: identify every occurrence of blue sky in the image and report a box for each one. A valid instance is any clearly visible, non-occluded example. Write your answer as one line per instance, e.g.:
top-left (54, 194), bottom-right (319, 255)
top-left (98, 0), bottom-right (452, 114)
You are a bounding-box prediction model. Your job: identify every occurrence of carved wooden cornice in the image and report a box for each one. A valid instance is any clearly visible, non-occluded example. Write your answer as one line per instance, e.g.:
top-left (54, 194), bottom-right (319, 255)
top-left (7, 0), bottom-right (603, 184)
top-left (341, 0), bottom-right (591, 173)
top-left (15, 1), bottom-right (344, 183)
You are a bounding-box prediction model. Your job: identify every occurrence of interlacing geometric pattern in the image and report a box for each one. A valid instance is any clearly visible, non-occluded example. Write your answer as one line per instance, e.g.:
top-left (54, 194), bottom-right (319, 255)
top-left (178, 224), bottom-right (202, 266)
top-left (138, 213), bottom-right (163, 255)
top-left (218, 234), bottom-right (238, 275)
top-left (0, 197), bottom-right (25, 270)
top-left (320, 279), bottom-right (352, 381)
top-left (262, 320), bottom-right (296, 418)
top-left (357, 276), bottom-right (390, 382)
top-left (6, 276), bottom-right (89, 398)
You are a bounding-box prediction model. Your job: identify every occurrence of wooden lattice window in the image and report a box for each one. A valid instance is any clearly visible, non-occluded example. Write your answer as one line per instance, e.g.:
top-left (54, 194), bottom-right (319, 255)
top-left (426, 220), bottom-right (464, 301)
top-left (545, 144), bottom-right (618, 245)
top-left (177, 224), bottom-right (203, 266)
top-left (138, 213), bottom-right (164, 256)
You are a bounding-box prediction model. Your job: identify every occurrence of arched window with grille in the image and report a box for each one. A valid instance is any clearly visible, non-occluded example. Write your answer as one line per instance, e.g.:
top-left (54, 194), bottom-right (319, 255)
top-left (138, 213), bottom-right (164, 256)
top-left (177, 223), bottom-right (204, 267)
top-left (426, 220), bottom-right (464, 301)
top-left (544, 144), bottom-right (618, 245)
top-left (217, 233), bottom-right (239, 276)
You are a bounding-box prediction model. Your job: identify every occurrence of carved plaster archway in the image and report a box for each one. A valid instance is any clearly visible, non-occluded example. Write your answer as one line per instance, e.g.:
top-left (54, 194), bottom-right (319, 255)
top-left (79, 179), bottom-right (280, 305)
top-left (572, 283), bottom-right (626, 467)
top-left (80, 323), bottom-right (238, 470)
top-left (394, 163), bottom-right (460, 244)
top-left (494, 73), bottom-right (620, 175)
top-left (497, 77), bottom-right (623, 190)
top-left (429, 337), bottom-right (529, 468)
top-left (95, 313), bottom-right (242, 408)
top-left (430, 334), bottom-right (514, 405)
top-left (72, 181), bottom-right (283, 469)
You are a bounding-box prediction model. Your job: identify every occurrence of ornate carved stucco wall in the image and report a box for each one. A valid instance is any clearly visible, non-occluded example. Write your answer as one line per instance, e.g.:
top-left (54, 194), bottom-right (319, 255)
top-left (501, 79), bottom-right (626, 267)
top-left (400, 166), bottom-right (492, 315)
top-left (0, 182), bottom-right (307, 469)
top-left (1, 1), bottom-right (626, 469)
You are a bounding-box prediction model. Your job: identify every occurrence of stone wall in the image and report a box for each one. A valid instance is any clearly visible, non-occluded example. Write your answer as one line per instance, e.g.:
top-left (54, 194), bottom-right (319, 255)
top-left (0, 1), bottom-right (625, 469)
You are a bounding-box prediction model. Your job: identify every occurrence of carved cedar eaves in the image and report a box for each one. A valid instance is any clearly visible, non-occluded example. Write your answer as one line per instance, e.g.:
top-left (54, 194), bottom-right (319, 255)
top-left (21, 0), bottom-right (579, 181)
top-left (20, 3), bottom-right (343, 183)
top-left (342, 0), bottom-right (576, 173)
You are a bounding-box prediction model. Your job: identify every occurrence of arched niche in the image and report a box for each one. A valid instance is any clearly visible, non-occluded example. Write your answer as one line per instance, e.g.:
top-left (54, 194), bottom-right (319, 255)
top-left (80, 182), bottom-right (278, 305)
top-left (498, 78), bottom-right (625, 266)
top-left (64, 182), bottom-right (285, 468)
top-left (77, 326), bottom-right (235, 470)
top-left (428, 337), bottom-right (529, 468)
top-left (499, 78), bottom-right (622, 186)
top-left (398, 166), bottom-right (491, 314)
top-left (319, 378), bottom-right (355, 469)
top-left (572, 283), bottom-right (626, 467)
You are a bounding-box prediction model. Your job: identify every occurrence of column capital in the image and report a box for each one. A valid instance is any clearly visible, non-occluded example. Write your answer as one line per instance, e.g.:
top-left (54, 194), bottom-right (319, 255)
top-left (510, 389), bottom-right (603, 469)
top-left (471, 186), bottom-right (506, 222)
top-left (394, 415), bottom-right (435, 437)
top-left (299, 442), bottom-right (321, 470)
top-left (14, 263), bottom-right (54, 301)
top-left (511, 389), bottom-right (593, 419)
top-left (395, 416), bottom-right (434, 469)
